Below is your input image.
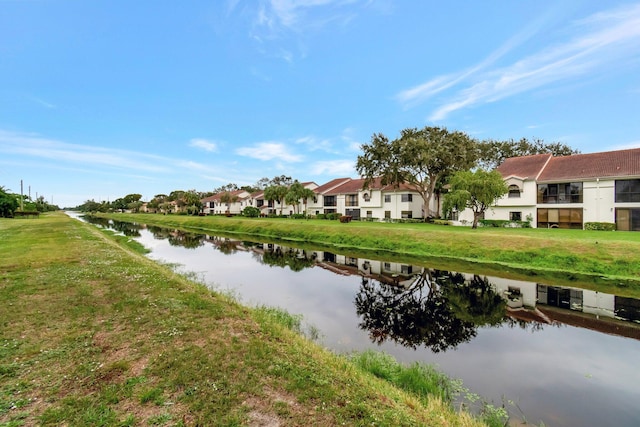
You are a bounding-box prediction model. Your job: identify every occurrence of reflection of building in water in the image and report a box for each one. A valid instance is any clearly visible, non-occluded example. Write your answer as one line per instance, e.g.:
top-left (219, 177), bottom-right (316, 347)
top-left (200, 235), bottom-right (640, 340)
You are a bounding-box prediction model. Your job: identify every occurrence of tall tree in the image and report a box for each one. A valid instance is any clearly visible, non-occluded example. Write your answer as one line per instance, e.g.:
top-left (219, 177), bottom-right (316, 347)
top-left (443, 169), bottom-right (508, 229)
top-left (356, 126), bottom-right (477, 220)
top-left (183, 190), bottom-right (203, 214)
top-left (264, 185), bottom-right (289, 215)
top-left (284, 181), bottom-right (315, 214)
top-left (477, 137), bottom-right (579, 170)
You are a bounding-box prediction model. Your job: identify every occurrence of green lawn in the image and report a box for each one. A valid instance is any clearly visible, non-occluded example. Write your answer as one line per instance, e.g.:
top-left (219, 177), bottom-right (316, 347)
top-left (0, 212), bottom-right (486, 426)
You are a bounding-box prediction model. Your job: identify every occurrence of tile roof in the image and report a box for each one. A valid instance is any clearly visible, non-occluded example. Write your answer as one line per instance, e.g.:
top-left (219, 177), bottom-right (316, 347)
top-left (201, 189), bottom-right (250, 202)
top-left (313, 178), bottom-right (352, 194)
top-left (322, 178), bottom-right (419, 195)
top-left (496, 153), bottom-right (552, 180)
top-left (538, 148), bottom-right (640, 181)
top-left (497, 148), bottom-right (640, 183)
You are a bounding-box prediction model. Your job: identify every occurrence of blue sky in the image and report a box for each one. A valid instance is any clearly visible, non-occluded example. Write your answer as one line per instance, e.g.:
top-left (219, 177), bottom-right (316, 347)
top-left (2, 0), bottom-right (640, 208)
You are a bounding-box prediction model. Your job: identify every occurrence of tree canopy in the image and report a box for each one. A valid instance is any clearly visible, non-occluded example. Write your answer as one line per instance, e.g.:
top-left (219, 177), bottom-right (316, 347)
top-left (356, 126), bottom-right (477, 219)
top-left (0, 186), bottom-right (19, 218)
top-left (443, 169), bottom-right (508, 229)
top-left (477, 137), bottom-right (579, 170)
top-left (284, 181), bottom-right (315, 214)
top-left (263, 185), bottom-right (289, 215)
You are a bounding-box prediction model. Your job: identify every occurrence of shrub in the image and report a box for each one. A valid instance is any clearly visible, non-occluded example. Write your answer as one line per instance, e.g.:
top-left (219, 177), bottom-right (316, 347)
top-left (327, 213), bottom-right (341, 220)
top-left (432, 219), bottom-right (451, 226)
top-left (315, 214), bottom-right (326, 220)
top-left (290, 214), bottom-right (306, 219)
top-left (242, 206), bottom-right (260, 218)
top-left (585, 222), bottom-right (616, 231)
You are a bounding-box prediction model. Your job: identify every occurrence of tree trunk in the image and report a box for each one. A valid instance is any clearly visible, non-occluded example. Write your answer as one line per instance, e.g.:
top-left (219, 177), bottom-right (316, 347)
top-left (472, 211), bottom-right (481, 229)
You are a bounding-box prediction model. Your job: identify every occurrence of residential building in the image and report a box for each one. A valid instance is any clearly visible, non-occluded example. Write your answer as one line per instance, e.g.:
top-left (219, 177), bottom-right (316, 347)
top-left (457, 148), bottom-right (640, 230)
top-left (306, 177), bottom-right (434, 220)
top-left (201, 190), bottom-right (251, 215)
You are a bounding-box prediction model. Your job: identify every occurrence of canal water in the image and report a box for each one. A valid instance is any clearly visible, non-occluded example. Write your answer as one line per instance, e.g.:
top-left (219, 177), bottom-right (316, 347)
top-left (79, 215), bottom-right (640, 426)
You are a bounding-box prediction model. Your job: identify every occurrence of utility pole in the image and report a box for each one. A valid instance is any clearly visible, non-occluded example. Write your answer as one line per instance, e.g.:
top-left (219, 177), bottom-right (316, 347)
top-left (20, 180), bottom-right (24, 211)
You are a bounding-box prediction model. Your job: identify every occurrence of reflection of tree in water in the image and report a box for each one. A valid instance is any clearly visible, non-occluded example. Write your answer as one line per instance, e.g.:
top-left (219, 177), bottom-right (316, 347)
top-left (209, 236), bottom-right (241, 255)
top-left (257, 246), bottom-right (316, 272)
top-left (167, 231), bottom-right (205, 249)
top-left (145, 225), bottom-right (205, 249)
top-left (83, 216), bottom-right (143, 237)
top-left (354, 270), bottom-right (507, 353)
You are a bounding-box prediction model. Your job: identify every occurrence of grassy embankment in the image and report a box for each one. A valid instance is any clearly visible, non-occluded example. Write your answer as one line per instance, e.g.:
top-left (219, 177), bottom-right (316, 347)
top-left (98, 212), bottom-right (640, 291)
top-left (0, 212), bottom-right (486, 426)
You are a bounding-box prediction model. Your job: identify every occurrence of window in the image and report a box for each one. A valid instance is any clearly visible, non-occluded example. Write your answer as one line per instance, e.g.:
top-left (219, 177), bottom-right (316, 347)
top-left (510, 212), bottom-right (522, 221)
top-left (363, 192), bottom-right (371, 202)
top-left (448, 210), bottom-right (459, 221)
top-left (384, 194), bottom-right (391, 203)
top-left (346, 194), bottom-right (358, 207)
top-left (366, 210), bottom-right (372, 218)
top-left (383, 262), bottom-right (391, 271)
top-left (324, 208), bottom-right (336, 214)
top-left (401, 211), bottom-right (412, 219)
top-left (615, 179), bottom-right (640, 203)
top-left (537, 208), bottom-right (583, 229)
top-left (537, 183), bottom-right (583, 204)
top-left (401, 194), bottom-right (413, 202)
top-left (324, 195), bottom-right (337, 207)
top-left (508, 185), bottom-right (521, 198)
top-left (256, 199), bottom-right (264, 207)
top-left (384, 210), bottom-right (391, 219)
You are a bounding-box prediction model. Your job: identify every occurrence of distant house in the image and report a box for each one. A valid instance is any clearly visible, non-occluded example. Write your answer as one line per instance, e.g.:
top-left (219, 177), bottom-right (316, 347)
top-left (456, 148), bottom-right (640, 231)
top-left (201, 190), bottom-right (251, 215)
top-left (306, 177), bottom-right (435, 220)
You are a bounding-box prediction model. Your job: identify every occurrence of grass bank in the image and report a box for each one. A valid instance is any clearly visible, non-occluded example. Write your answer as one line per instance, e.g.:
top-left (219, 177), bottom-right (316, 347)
top-left (0, 212), bottom-right (486, 426)
top-left (96, 213), bottom-right (640, 286)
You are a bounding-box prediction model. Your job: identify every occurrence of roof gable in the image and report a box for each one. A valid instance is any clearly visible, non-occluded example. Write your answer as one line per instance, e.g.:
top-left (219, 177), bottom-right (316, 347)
top-left (496, 153), bottom-right (552, 180)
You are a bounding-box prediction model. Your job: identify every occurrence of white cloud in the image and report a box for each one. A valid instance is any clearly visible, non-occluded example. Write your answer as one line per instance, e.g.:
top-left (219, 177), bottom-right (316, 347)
top-left (189, 138), bottom-right (219, 152)
top-left (239, 0), bottom-right (369, 62)
top-left (236, 141), bottom-right (304, 162)
top-left (397, 3), bottom-right (640, 121)
top-left (310, 159), bottom-right (355, 176)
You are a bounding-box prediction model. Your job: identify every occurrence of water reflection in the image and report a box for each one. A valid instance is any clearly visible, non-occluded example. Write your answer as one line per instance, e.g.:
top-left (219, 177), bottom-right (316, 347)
top-left (355, 271), bottom-right (505, 352)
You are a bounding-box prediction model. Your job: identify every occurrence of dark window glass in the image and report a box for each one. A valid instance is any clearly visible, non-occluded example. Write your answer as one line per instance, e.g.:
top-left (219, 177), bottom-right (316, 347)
top-left (538, 182), bottom-right (582, 203)
top-left (401, 194), bottom-right (413, 202)
top-left (508, 185), bottom-right (520, 198)
top-left (384, 195), bottom-right (391, 202)
top-left (510, 212), bottom-right (522, 221)
top-left (616, 179), bottom-right (640, 203)
top-left (324, 195), bottom-right (337, 206)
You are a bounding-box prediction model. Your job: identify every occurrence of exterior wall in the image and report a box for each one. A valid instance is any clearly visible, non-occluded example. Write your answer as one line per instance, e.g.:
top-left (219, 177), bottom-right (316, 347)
top-left (460, 177), bottom-right (626, 229)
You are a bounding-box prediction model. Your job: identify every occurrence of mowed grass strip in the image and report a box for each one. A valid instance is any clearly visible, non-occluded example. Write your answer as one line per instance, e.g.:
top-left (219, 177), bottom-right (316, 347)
top-left (97, 213), bottom-right (640, 282)
top-left (0, 212), bottom-right (484, 426)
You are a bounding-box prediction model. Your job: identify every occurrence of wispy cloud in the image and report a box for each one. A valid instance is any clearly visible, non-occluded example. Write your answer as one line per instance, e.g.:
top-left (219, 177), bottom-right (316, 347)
top-left (0, 130), bottom-right (207, 175)
top-left (236, 141), bottom-right (304, 162)
top-left (229, 0), bottom-right (369, 62)
top-left (189, 138), bottom-right (219, 152)
top-left (310, 159), bottom-right (355, 176)
top-left (30, 96), bottom-right (56, 109)
top-left (397, 3), bottom-right (640, 121)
